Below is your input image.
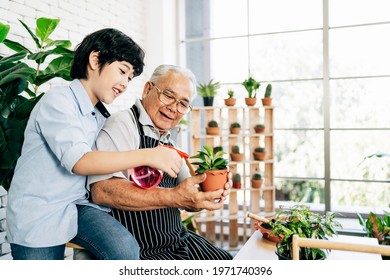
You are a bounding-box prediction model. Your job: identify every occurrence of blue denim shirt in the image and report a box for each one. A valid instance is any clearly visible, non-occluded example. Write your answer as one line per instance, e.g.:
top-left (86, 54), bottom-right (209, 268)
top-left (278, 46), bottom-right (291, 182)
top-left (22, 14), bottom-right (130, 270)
top-left (6, 79), bottom-right (107, 247)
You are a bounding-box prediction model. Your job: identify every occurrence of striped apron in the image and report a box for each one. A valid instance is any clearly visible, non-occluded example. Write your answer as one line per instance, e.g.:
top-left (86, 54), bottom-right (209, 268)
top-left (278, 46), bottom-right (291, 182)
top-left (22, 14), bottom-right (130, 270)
top-left (110, 105), bottom-right (232, 260)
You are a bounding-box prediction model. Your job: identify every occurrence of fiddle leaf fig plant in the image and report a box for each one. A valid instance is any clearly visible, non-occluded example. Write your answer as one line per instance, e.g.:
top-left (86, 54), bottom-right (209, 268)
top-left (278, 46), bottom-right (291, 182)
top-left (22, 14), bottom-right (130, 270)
top-left (0, 18), bottom-right (74, 191)
top-left (190, 145), bottom-right (228, 174)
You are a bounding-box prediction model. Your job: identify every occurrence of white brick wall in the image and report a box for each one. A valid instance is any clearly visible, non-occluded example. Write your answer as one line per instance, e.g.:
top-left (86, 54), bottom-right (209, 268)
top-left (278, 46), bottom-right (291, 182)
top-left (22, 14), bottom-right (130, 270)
top-left (0, 0), bottom-right (177, 260)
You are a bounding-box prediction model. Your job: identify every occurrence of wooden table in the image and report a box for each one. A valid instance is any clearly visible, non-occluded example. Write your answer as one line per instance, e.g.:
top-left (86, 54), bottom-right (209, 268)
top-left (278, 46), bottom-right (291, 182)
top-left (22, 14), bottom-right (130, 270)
top-left (234, 231), bottom-right (382, 260)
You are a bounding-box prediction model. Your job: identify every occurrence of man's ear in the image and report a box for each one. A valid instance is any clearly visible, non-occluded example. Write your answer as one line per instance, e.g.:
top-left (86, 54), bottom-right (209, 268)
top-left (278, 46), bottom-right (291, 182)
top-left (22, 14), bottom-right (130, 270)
top-left (88, 51), bottom-right (100, 70)
top-left (142, 81), bottom-right (152, 98)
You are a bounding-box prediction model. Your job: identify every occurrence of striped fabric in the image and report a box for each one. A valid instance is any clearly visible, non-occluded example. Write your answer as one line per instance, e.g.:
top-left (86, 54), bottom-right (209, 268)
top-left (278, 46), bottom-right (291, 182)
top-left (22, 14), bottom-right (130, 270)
top-left (110, 105), bottom-right (232, 260)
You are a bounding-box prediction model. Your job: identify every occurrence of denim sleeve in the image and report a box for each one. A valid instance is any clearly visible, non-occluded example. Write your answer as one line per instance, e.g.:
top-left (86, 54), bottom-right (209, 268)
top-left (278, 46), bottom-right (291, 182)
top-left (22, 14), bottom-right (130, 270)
top-left (35, 93), bottom-right (92, 174)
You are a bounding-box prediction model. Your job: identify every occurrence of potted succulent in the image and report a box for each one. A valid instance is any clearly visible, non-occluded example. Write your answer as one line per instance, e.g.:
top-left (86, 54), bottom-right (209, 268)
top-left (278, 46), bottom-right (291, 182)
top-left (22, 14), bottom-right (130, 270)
top-left (230, 145), bottom-right (244, 162)
top-left (242, 75), bottom-right (261, 106)
top-left (232, 173), bottom-right (242, 189)
top-left (269, 204), bottom-right (342, 260)
top-left (190, 145), bottom-right (229, 192)
top-left (229, 122), bottom-right (241, 134)
top-left (213, 146), bottom-right (223, 154)
top-left (251, 169), bottom-right (263, 189)
top-left (206, 120), bottom-right (220, 135)
top-left (224, 89), bottom-right (236, 107)
top-left (197, 79), bottom-right (221, 107)
top-left (254, 124), bottom-right (265, 134)
top-left (253, 146), bottom-right (266, 161)
top-left (0, 18), bottom-right (74, 191)
top-left (262, 83), bottom-right (272, 106)
top-left (357, 211), bottom-right (390, 259)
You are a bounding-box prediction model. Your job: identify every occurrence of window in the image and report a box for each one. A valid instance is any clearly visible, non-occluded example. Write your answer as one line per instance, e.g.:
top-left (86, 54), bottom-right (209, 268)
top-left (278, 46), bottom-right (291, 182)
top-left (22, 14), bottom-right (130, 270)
top-left (180, 0), bottom-right (390, 222)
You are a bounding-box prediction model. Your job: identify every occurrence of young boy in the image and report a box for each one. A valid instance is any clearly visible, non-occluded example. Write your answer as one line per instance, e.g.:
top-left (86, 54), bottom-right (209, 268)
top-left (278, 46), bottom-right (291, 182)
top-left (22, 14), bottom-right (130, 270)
top-left (6, 28), bottom-right (183, 260)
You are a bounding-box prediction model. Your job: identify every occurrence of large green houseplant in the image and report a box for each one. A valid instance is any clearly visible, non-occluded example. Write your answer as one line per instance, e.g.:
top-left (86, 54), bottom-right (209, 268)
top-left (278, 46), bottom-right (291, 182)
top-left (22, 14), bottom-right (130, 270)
top-left (0, 18), bottom-right (74, 191)
top-left (269, 204), bottom-right (342, 260)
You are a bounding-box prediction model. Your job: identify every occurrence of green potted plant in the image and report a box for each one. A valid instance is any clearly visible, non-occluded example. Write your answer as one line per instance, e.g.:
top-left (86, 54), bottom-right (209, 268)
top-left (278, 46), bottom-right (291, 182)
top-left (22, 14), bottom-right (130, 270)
top-left (253, 146), bottom-right (266, 161)
top-left (206, 120), bottom-right (219, 135)
top-left (229, 122), bottom-right (241, 134)
top-left (213, 146), bottom-right (223, 154)
top-left (251, 169), bottom-right (263, 189)
top-left (262, 83), bottom-right (272, 106)
top-left (190, 145), bottom-right (229, 192)
top-left (232, 173), bottom-right (242, 189)
top-left (230, 144), bottom-right (244, 162)
top-left (0, 18), bottom-right (74, 191)
top-left (224, 89), bottom-right (236, 107)
top-left (242, 75), bottom-right (261, 106)
top-left (254, 124), bottom-right (265, 134)
top-left (357, 211), bottom-right (390, 259)
top-left (269, 204), bottom-right (342, 260)
top-left (197, 79), bottom-right (220, 107)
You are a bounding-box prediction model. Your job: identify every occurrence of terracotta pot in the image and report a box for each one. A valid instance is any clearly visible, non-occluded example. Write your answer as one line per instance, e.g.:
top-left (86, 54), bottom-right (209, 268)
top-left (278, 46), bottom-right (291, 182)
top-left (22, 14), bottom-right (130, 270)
top-left (224, 98), bottom-right (236, 106)
top-left (251, 179), bottom-right (263, 189)
top-left (230, 153), bottom-right (244, 162)
top-left (254, 127), bottom-right (265, 134)
top-left (230, 127), bottom-right (240, 134)
top-left (206, 127), bottom-right (220, 135)
top-left (261, 97), bottom-right (272, 106)
top-left (257, 222), bottom-right (281, 243)
top-left (200, 169), bottom-right (229, 191)
top-left (253, 152), bottom-right (266, 161)
top-left (245, 97), bottom-right (257, 106)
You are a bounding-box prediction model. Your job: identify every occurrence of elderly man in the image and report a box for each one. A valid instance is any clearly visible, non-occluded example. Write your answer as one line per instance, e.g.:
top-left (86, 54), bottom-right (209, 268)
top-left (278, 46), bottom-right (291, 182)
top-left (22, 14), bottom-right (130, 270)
top-left (89, 65), bottom-right (232, 260)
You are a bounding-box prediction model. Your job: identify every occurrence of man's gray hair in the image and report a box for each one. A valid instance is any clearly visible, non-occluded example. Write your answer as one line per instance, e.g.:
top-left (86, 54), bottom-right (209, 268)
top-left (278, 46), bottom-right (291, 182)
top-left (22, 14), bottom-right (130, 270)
top-left (150, 65), bottom-right (198, 101)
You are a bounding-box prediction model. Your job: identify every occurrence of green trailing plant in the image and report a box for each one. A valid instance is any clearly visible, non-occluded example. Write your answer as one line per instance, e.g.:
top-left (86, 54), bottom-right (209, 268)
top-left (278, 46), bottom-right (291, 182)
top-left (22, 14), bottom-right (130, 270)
top-left (197, 79), bottom-right (221, 97)
top-left (208, 120), bottom-right (218, 127)
top-left (227, 89), bottom-right (234, 98)
top-left (230, 122), bottom-right (240, 129)
top-left (190, 145), bottom-right (229, 174)
top-left (264, 83), bottom-right (272, 98)
top-left (0, 18), bottom-right (74, 191)
top-left (357, 211), bottom-right (390, 246)
top-left (242, 75), bottom-right (261, 98)
top-left (270, 204), bottom-right (342, 260)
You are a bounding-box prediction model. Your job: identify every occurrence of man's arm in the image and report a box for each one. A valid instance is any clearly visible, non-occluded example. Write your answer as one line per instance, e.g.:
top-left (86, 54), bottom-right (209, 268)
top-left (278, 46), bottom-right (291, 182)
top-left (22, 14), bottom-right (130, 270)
top-left (91, 173), bottom-right (230, 212)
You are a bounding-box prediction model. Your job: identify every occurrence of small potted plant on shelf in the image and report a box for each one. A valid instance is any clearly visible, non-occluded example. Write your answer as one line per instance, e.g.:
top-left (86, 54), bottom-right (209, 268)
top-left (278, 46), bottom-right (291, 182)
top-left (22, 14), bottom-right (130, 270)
top-left (253, 146), bottom-right (266, 161)
top-left (251, 169), bottom-right (263, 189)
top-left (206, 120), bottom-right (220, 135)
top-left (230, 145), bottom-right (244, 162)
top-left (232, 173), bottom-right (242, 189)
top-left (213, 146), bottom-right (223, 154)
top-left (190, 145), bottom-right (229, 192)
top-left (197, 79), bottom-right (221, 107)
top-left (224, 89), bottom-right (236, 107)
top-left (262, 83), bottom-right (272, 106)
top-left (229, 122), bottom-right (241, 134)
top-left (254, 124), bottom-right (265, 134)
top-left (269, 204), bottom-right (342, 260)
top-left (242, 74), bottom-right (261, 106)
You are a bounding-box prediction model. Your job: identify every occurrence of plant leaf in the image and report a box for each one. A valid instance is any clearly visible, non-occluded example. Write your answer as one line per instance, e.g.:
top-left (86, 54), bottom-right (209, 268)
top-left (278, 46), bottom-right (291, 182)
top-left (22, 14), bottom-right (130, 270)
top-left (0, 22), bottom-right (10, 43)
top-left (3, 39), bottom-right (32, 54)
top-left (36, 18), bottom-right (59, 44)
top-left (18, 19), bottom-right (41, 49)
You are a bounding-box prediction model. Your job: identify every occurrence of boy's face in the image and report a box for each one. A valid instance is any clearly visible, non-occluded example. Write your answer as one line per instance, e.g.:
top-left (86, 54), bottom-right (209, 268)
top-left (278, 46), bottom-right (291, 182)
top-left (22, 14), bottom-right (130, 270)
top-left (84, 51), bottom-right (135, 105)
top-left (142, 71), bottom-right (193, 134)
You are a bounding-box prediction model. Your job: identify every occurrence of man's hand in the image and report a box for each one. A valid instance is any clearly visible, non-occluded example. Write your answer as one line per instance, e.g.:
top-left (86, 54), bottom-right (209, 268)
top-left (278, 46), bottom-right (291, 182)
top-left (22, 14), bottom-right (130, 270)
top-left (172, 171), bottom-right (232, 212)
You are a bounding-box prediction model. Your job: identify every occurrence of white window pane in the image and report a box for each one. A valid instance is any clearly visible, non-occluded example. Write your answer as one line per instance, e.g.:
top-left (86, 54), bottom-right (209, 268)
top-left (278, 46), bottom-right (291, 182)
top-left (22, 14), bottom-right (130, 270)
top-left (275, 81), bottom-right (323, 128)
top-left (331, 130), bottom-right (390, 181)
top-left (249, 0), bottom-right (322, 33)
top-left (250, 31), bottom-right (322, 81)
top-left (329, 25), bottom-right (390, 77)
top-left (330, 78), bottom-right (390, 128)
top-left (275, 130), bottom-right (324, 178)
top-left (329, 0), bottom-right (390, 26)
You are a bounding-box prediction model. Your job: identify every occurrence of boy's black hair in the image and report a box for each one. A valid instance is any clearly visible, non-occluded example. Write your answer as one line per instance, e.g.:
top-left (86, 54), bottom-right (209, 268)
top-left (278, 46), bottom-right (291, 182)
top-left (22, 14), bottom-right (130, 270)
top-left (70, 28), bottom-right (145, 79)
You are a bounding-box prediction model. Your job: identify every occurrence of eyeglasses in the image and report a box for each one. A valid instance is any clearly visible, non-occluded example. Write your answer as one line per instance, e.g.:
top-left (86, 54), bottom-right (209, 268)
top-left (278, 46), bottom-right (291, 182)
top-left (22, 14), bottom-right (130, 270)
top-left (152, 83), bottom-right (193, 114)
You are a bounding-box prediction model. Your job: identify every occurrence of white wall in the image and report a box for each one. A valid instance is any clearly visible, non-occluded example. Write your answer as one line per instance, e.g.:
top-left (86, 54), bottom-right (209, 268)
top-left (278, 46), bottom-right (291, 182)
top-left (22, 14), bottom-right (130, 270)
top-left (0, 0), bottom-right (180, 260)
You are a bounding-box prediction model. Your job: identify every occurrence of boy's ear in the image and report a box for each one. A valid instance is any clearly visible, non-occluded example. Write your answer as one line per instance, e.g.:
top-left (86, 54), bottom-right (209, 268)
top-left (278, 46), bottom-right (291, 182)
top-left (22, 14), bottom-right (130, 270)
top-left (89, 51), bottom-right (100, 70)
